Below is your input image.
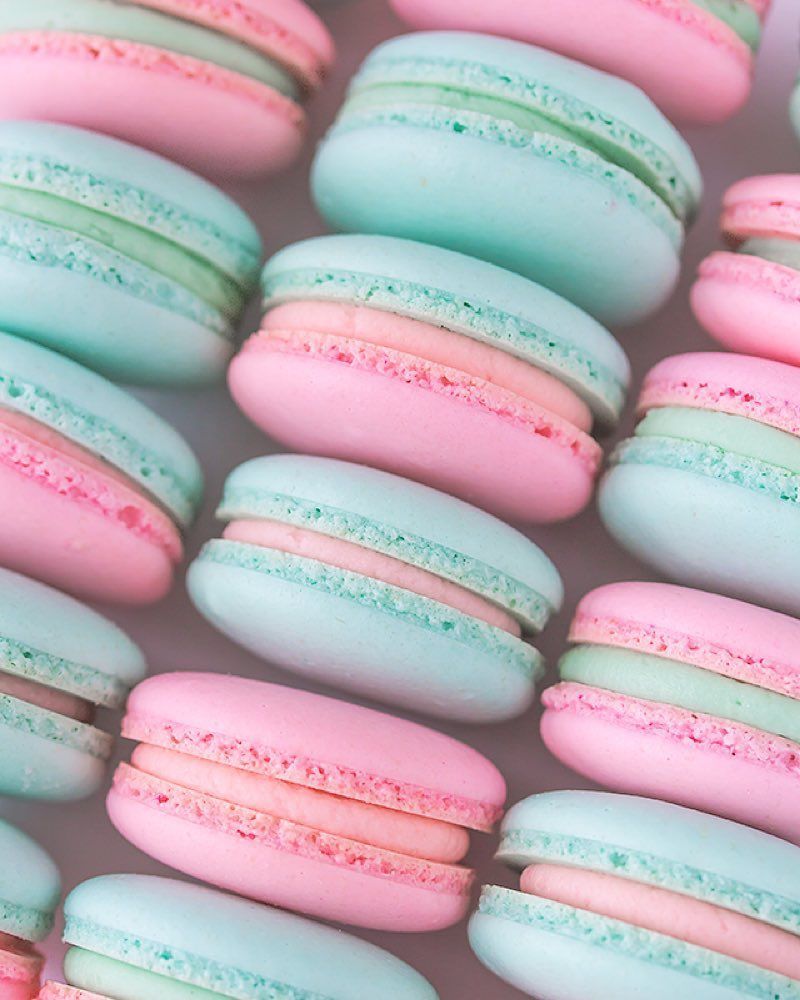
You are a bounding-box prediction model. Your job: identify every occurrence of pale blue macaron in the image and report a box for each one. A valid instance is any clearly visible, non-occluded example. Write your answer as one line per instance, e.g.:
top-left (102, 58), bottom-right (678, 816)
top-left (187, 454), bottom-right (563, 723)
top-left (0, 121), bottom-right (261, 385)
top-left (470, 790), bottom-right (800, 999)
top-left (58, 874), bottom-right (438, 999)
top-left (0, 818), bottom-right (60, 943)
top-left (0, 566), bottom-right (146, 801)
top-left (311, 31), bottom-right (702, 325)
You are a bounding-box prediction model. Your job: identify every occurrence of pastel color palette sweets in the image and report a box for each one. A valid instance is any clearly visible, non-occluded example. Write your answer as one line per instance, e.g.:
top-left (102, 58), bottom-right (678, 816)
top-left (0, 0), bottom-right (334, 176)
top-left (0, 567), bottom-right (145, 801)
top-left (692, 174), bottom-right (800, 366)
top-left (311, 32), bottom-right (702, 325)
top-left (600, 352), bottom-right (800, 615)
top-left (389, 0), bottom-right (771, 123)
top-left (232, 235), bottom-right (630, 522)
top-left (188, 455), bottom-right (562, 722)
top-left (0, 332), bottom-right (202, 604)
top-left (542, 581), bottom-right (800, 843)
top-left (108, 672), bottom-right (506, 930)
top-left (470, 791), bottom-right (800, 999)
top-left (40, 875), bottom-right (437, 999)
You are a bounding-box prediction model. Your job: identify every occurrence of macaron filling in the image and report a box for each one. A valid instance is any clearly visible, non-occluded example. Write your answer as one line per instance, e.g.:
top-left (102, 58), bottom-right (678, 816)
top-left (339, 55), bottom-right (697, 229)
top-left (693, 0), bottom-right (763, 49)
top-left (0, 670), bottom-right (93, 723)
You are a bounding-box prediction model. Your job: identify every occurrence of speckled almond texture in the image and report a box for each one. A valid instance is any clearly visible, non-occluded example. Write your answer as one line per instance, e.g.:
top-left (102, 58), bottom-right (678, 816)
top-left (122, 710), bottom-right (501, 831)
top-left (113, 764), bottom-right (473, 897)
top-left (475, 887), bottom-right (800, 1000)
top-left (39, 985), bottom-right (106, 1000)
top-left (0, 637), bottom-right (127, 708)
top-left (251, 331), bottom-right (601, 474)
top-left (640, 0), bottom-right (761, 54)
top-left (723, 200), bottom-right (800, 242)
top-left (570, 613), bottom-right (800, 699)
top-left (0, 426), bottom-right (182, 560)
top-left (0, 938), bottom-right (40, 988)
top-left (0, 693), bottom-right (111, 758)
top-left (0, 902), bottom-right (53, 946)
top-left (0, 32), bottom-right (304, 121)
top-left (699, 252), bottom-right (800, 301)
top-left (196, 540), bottom-right (540, 678)
top-left (542, 683), bottom-right (800, 777)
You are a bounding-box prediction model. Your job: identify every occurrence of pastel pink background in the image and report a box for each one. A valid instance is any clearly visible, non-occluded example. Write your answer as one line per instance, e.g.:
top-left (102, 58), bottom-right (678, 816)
top-left (1, 2), bottom-right (798, 997)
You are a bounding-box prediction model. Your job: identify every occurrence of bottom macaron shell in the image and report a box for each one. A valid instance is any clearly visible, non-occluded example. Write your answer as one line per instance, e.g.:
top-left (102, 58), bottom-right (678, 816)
top-left (540, 695), bottom-right (800, 844)
top-left (229, 344), bottom-right (595, 523)
top-left (0, 36), bottom-right (303, 177)
top-left (692, 254), bottom-right (800, 365)
top-left (0, 461), bottom-right (176, 604)
top-left (106, 781), bottom-right (470, 932)
top-left (468, 892), bottom-right (772, 1000)
top-left (599, 463), bottom-right (800, 615)
top-left (0, 717), bottom-right (105, 801)
top-left (186, 556), bottom-right (536, 723)
top-left (40, 986), bottom-right (108, 1000)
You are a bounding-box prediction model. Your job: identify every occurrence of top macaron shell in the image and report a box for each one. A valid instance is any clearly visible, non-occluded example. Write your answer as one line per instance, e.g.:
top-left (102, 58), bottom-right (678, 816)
top-left (0, 0), bottom-right (334, 176)
top-left (0, 819), bottom-right (60, 944)
top-left (0, 332), bottom-right (203, 603)
top-left (188, 454), bottom-right (562, 722)
top-left (60, 875), bottom-right (438, 1000)
top-left (388, 0), bottom-right (769, 124)
top-left (311, 32), bottom-right (702, 325)
top-left (692, 174), bottom-right (800, 366)
top-left (0, 122), bottom-right (262, 385)
top-left (0, 566), bottom-right (146, 800)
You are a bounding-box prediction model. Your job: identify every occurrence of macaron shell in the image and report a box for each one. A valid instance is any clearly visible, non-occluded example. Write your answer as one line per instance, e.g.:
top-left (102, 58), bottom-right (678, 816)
top-left (721, 174), bottom-right (800, 240)
top-left (691, 251), bottom-right (800, 365)
top-left (0, 819), bottom-right (60, 943)
top-left (0, 32), bottom-right (304, 177)
top-left (39, 982), bottom-right (115, 1000)
top-left (228, 340), bottom-right (598, 523)
top-left (388, 0), bottom-right (756, 124)
top-left (540, 685), bottom-right (800, 843)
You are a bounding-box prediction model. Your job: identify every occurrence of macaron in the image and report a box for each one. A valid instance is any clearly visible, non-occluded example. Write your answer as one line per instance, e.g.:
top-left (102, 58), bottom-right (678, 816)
top-left (0, 819), bottom-right (60, 1000)
top-left (0, 0), bottom-right (334, 177)
top-left (469, 790), bottom-right (800, 1000)
top-left (40, 874), bottom-right (437, 1000)
top-left (0, 567), bottom-right (145, 801)
top-left (311, 32), bottom-right (702, 326)
top-left (541, 581), bottom-right (800, 843)
top-left (0, 332), bottom-right (203, 604)
top-left (599, 352), bottom-right (800, 615)
top-left (187, 455), bottom-right (562, 723)
top-left (231, 235), bottom-right (631, 524)
top-left (0, 121), bottom-right (261, 385)
top-left (388, 0), bottom-right (770, 124)
top-left (692, 175), bottom-right (800, 366)
top-left (108, 672), bottom-right (506, 930)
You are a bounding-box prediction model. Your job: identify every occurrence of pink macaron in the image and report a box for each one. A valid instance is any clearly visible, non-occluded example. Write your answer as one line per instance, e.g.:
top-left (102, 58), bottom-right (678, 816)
top-left (108, 672), bottom-right (506, 931)
top-left (541, 581), bottom-right (800, 844)
top-left (692, 175), bottom-right (800, 366)
top-left (0, 0), bottom-right (334, 177)
top-left (388, 0), bottom-right (770, 124)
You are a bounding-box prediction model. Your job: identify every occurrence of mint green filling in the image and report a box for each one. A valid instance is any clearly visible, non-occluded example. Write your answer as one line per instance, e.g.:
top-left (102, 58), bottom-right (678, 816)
top-left (740, 237), bottom-right (800, 273)
top-left (560, 645), bottom-right (800, 743)
top-left (0, 184), bottom-right (242, 315)
top-left (65, 951), bottom-right (230, 1000)
top-left (0, 1), bottom-right (299, 98)
top-left (693, 0), bottom-right (762, 49)
top-left (344, 82), bottom-right (690, 221)
top-left (636, 407), bottom-right (800, 473)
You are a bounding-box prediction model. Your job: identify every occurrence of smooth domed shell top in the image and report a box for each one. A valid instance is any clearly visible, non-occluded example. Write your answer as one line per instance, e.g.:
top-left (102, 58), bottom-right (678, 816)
top-left (64, 875), bottom-right (436, 999)
top-left (0, 567), bottom-right (147, 699)
top-left (0, 122), bottom-right (262, 279)
top-left (0, 331), bottom-right (203, 524)
top-left (124, 672), bottom-right (507, 823)
top-left (497, 791), bottom-right (800, 908)
top-left (217, 454), bottom-right (565, 620)
top-left (0, 819), bottom-right (60, 942)
top-left (349, 31), bottom-right (703, 214)
top-left (260, 234), bottom-right (631, 424)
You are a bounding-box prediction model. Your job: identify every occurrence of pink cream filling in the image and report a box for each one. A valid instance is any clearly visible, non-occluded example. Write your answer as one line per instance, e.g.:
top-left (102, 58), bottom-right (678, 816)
top-left (0, 409), bottom-right (181, 562)
top-left (131, 743), bottom-right (470, 863)
top-left (0, 670), bottom-right (93, 723)
top-left (222, 518), bottom-right (522, 636)
top-left (255, 301), bottom-right (594, 433)
top-left (521, 863), bottom-right (800, 980)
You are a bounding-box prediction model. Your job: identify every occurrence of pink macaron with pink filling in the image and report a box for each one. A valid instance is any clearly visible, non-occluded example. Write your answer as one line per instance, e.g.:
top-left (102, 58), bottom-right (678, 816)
top-left (107, 672), bottom-right (506, 931)
top-left (692, 175), bottom-right (800, 366)
top-left (541, 581), bottom-right (800, 843)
